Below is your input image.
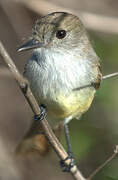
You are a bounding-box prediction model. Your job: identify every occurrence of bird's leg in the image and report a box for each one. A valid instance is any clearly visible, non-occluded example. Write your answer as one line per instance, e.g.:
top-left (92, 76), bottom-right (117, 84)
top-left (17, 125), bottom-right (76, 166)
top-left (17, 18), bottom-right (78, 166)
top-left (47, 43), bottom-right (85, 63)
top-left (64, 123), bottom-right (74, 159)
top-left (34, 108), bottom-right (75, 172)
top-left (34, 104), bottom-right (47, 122)
top-left (60, 117), bottom-right (75, 172)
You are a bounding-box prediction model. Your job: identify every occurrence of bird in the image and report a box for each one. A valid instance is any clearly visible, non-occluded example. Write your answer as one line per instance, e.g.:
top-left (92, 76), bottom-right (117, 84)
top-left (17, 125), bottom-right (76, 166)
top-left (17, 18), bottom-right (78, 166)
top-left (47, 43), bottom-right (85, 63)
top-left (17, 12), bottom-right (102, 170)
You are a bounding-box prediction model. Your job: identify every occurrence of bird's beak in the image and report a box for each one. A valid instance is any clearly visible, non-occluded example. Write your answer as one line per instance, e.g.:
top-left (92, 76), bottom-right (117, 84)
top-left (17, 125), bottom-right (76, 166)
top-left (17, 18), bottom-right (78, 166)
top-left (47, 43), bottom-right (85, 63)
top-left (17, 39), bottom-right (44, 52)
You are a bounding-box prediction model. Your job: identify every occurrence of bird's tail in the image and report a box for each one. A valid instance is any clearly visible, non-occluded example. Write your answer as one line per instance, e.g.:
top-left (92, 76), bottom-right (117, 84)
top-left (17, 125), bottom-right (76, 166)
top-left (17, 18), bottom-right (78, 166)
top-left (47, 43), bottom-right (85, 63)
top-left (15, 121), bottom-right (50, 157)
top-left (15, 121), bottom-right (63, 157)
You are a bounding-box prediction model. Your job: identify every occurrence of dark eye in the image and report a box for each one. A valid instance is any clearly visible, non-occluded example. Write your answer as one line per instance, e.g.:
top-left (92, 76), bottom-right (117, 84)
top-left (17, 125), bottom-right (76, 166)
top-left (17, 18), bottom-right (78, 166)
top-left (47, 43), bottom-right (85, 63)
top-left (56, 30), bottom-right (66, 39)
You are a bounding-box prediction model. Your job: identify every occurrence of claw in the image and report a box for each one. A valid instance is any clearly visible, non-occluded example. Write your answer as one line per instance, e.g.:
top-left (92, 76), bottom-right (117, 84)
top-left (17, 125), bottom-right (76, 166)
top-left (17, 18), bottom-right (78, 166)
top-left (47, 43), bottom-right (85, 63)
top-left (60, 156), bottom-right (75, 172)
top-left (34, 104), bottom-right (47, 122)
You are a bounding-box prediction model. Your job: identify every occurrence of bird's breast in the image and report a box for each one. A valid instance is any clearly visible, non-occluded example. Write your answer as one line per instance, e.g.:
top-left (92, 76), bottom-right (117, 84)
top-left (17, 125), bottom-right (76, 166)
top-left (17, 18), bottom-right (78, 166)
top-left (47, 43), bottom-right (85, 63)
top-left (24, 56), bottom-right (96, 121)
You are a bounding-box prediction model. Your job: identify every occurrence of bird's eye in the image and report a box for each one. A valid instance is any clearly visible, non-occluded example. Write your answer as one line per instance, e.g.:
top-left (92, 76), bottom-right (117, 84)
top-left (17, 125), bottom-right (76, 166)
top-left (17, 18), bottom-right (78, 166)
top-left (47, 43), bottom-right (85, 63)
top-left (56, 30), bottom-right (66, 39)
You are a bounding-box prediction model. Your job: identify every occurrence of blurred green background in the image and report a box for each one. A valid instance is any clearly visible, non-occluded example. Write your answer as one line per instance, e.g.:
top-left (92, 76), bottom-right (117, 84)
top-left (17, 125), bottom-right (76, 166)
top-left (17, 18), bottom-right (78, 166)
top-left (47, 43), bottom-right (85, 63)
top-left (0, 0), bottom-right (118, 180)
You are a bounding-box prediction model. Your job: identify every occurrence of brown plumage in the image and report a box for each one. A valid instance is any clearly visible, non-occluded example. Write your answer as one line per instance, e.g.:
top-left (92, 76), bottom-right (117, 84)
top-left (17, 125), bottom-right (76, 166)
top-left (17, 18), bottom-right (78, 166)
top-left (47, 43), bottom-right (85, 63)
top-left (16, 122), bottom-right (50, 156)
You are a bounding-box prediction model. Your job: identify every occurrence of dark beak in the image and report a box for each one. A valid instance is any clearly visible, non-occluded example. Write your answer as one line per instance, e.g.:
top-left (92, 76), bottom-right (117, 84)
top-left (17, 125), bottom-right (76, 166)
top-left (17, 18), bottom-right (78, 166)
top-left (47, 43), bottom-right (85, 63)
top-left (17, 39), bottom-right (43, 52)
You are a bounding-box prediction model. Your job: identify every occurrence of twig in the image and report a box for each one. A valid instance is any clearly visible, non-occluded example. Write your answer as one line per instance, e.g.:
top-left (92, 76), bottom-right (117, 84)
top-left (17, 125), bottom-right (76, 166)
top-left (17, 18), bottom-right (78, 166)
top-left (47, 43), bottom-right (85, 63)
top-left (102, 72), bottom-right (118, 80)
top-left (18, 0), bottom-right (118, 34)
top-left (87, 145), bottom-right (118, 180)
top-left (0, 41), bottom-right (86, 180)
top-left (73, 72), bottom-right (118, 91)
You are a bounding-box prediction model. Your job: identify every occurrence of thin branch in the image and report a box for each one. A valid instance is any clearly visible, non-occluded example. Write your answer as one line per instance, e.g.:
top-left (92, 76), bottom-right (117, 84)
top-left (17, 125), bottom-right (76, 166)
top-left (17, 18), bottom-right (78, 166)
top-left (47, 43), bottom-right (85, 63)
top-left (87, 145), bottom-right (118, 180)
top-left (17, 0), bottom-right (118, 34)
top-left (73, 72), bottom-right (118, 91)
top-left (102, 72), bottom-right (118, 80)
top-left (0, 41), bottom-right (86, 180)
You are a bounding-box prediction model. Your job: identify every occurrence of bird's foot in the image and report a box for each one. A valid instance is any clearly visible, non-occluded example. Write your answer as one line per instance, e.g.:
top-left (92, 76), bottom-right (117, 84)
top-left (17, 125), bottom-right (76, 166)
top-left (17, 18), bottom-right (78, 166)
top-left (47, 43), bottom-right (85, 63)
top-left (34, 104), bottom-right (47, 122)
top-left (60, 155), bottom-right (75, 172)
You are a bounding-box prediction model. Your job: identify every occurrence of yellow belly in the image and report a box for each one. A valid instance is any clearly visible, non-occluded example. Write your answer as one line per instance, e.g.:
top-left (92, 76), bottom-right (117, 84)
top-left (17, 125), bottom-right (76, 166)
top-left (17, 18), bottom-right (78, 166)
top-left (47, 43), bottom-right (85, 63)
top-left (47, 88), bottom-right (95, 120)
